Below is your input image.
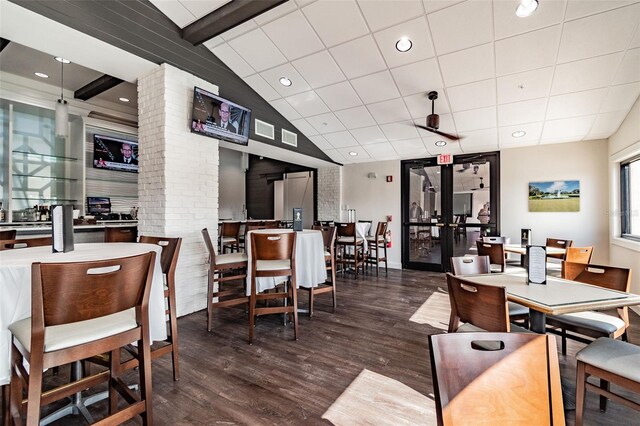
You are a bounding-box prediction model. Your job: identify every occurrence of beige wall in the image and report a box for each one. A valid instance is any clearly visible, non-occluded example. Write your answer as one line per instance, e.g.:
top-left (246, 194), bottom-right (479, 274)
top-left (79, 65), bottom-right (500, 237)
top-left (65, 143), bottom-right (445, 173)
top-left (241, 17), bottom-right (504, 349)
top-left (500, 139), bottom-right (610, 264)
top-left (608, 97), bottom-right (640, 295)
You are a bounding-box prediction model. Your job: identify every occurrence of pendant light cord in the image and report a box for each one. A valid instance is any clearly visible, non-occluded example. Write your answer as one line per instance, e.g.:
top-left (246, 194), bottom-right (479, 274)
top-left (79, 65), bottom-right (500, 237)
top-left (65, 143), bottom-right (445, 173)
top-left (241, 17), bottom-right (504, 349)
top-left (60, 60), bottom-right (64, 101)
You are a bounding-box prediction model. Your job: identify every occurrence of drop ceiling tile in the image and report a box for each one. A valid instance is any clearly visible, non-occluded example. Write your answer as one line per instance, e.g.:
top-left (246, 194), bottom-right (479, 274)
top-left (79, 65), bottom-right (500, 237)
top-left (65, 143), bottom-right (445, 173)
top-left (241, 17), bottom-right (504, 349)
top-left (558, 4), bottom-right (640, 63)
top-left (390, 138), bottom-right (428, 156)
top-left (493, 0), bottom-right (566, 39)
top-left (497, 98), bottom-right (547, 126)
top-left (244, 74), bottom-right (281, 101)
top-left (337, 146), bottom-right (371, 161)
top-left (150, 0), bottom-right (195, 28)
top-left (324, 148), bottom-right (347, 163)
top-left (599, 82), bottom-right (640, 113)
top-left (352, 71), bottom-right (401, 104)
top-left (439, 43), bottom-right (495, 87)
top-left (253, 1), bottom-right (298, 25)
top-left (210, 43), bottom-right (255, 77)
top-left (428, 0), bottom-right (493, 55)
top-left (203, 36), bottom-right (224, 50)
top-left (181, 0), bottom-right (230, 20)
top-left (380, 121), bottom-right (421, 141)
top-left (498, 138), bottom-right (540, 150)
top-left (446, 79), bottom-right (496, 112)
top-left (295, 0), bottom-right (316, 7)
top-left (261, 63), bottom-right (312, 97)
top-left (497, 67), bottom-right (554, 104)
top-left (495, 25), bottom-right (562, 77)
top-left (566, 0), bottom-right (638, 20)
top-left (285, 91), bottom-right (329, 117)
top-left (350, 126), bottom-right (388, 145)
top-left (423, 1), bottom-right (465, 14)
top-left (290, 118), bottom-right (319, 136)
top-left (414, 114), bottom-right (456, 138)
top-left (424, 137), bottom-right (464, 155)
top-left (373, 16), bottom-right (435, 69)
top-left (551, 52), bottom-right (624, 95)
top-left (631, 26), bottom-right (640, 48)
top-left (498, 122), bottom-right (544, 145)
top-left (541, 116), bottom-right (596, 142)
top-left (357, 0), bottom-right (423, 31)
top-left (262, 10), bottom-right (324, 60)
top-left (308, 134), bottom-right (333, 150)
top-left (404, 90), bottom-right (450, 119)
top-left (291, 51), bottom-right (346, 89)
top-left (588, 110), bottom-right (629, 138)
top-left (390, 58), bottom-right (443, 96)
top-left (221, 19), bottom-right (258, 41)
top-left (302, 0), bottom-right (369, 47)
top-left (329, 35), bottom-right (387, 79)
top-left (306, 112), bottom-right (346, 134)
top-left (228, 28), bottom-right (287, 72)
top-left (453, 107), bottom-right (497, 132)
top-left (367, 98), bottom-right (412, 124)
top-left (458, 128), bottom-right (498, 151)
top-left (323, 130), bottom-right (359, 148)
top-left (546, 88), bottom-right (608, 120)
top-left (336, 106), bottom-right (377, 129)
top-left (270, 98), bottom-right (302, 121)
top-left (316, 81), bottom-right (363, 111)
top-left (612, 48), bottom-right (640, 85)
top-left (364, 142), bottom-right (400, 160)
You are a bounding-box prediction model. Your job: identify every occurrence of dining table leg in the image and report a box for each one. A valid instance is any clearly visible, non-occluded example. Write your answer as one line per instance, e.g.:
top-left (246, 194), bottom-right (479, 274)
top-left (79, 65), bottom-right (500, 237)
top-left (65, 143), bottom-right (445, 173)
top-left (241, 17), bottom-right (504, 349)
top-left (529, 310), bottom-right (546, 334)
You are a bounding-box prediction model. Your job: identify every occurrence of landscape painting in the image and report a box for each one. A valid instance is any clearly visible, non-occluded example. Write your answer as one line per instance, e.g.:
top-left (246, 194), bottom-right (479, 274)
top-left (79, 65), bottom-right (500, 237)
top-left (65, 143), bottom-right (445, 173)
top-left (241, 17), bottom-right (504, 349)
top-left (529, 180), bottom-right (580, 212)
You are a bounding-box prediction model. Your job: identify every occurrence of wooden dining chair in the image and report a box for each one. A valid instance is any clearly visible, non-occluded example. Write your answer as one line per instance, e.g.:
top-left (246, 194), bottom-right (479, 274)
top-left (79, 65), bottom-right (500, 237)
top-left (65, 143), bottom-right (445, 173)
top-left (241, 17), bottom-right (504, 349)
top-left (546, 237), bottom-right (573, 260)
top-left (303, 226), bottom-right (337, 317)
top-left (546, 263), bottom-right (632, 355)
top-left (481, 236), bottom-right (509, 244)
top-left (556, 247), bottom-right (594, 278)
top-left (104, 225), bottom-right (138, 242)
top-left (575, 337), bottom-right (640, 425)
top-left (365, 221), bottom-right (388, 277)
top-left (0, 237), bottom-right (52, 251)
top-left (429, 332), bottom-right (564, 425)
top-left (263, 220), bottom-right (280, 229)
top-left (249, 231), bottom-right (298, 344)
top-left (219, 221), bottom-right (241, 253)
top-left (335, 222), bottom-right (365, 279)
top-left (475, 241), bottom-right (506, 272)
top-left (0, 229), bottom-right (16, 240)
top-left (8, 252), bottom-right (156, 425)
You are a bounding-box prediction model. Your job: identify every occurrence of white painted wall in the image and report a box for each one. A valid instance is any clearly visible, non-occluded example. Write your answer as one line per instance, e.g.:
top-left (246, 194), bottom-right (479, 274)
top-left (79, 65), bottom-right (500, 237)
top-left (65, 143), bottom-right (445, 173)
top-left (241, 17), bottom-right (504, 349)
top-left (342, 161), bottom-right (401, 268)
top-left (219, 148), bottom-right (245, 220)
top-left (608, 97), bottom-right (640, 295)
top-left (500, 139), bottom-right (609, 264)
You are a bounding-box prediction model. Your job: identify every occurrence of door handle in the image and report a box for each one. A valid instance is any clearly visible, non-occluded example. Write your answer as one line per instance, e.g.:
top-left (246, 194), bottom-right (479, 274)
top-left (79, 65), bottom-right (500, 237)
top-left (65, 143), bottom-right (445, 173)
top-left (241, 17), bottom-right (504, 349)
top-left (449, 223), bottom-right (458, 227)
top-left (436, 223), bottom-right (445, 227)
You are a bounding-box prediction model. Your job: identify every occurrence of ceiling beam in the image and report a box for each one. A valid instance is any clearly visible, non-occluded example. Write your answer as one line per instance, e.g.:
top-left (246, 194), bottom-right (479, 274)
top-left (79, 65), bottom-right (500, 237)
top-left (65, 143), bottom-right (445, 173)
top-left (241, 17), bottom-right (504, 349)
top-left (74, 74), bottom-right (123, 101)
top-left (0, 38), bottom-right (10, 53)
top-left (182, 0), bottom-right (289, 46)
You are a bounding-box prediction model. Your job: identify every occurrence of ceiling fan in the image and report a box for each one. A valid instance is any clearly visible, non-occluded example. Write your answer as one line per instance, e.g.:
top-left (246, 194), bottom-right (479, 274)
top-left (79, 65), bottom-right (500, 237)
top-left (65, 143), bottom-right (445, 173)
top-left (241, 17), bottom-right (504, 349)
top-left (472, 177), bottom-right (490, 190)
top-left (414, 91), bottom-right (462, 141)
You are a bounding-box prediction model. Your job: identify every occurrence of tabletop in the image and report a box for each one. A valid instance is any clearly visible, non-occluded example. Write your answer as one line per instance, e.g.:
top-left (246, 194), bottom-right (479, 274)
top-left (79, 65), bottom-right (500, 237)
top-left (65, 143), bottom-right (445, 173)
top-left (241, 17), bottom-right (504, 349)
top-left (504, 244), bottom-right (566, 256)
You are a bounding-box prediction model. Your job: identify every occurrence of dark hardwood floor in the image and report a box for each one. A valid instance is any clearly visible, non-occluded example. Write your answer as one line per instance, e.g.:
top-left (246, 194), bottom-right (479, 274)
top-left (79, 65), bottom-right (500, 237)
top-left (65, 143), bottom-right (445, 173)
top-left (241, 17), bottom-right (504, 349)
top-left (34, 268), bottom-right (640, 425)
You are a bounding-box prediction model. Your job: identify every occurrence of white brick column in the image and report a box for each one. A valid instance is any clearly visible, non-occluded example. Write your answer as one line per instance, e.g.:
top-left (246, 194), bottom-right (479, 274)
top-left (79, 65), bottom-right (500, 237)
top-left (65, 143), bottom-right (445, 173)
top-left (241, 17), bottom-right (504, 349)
top-left (138, 64), bottom-right (219, 316)
top-left (317, 166), bottom-right (342, 221)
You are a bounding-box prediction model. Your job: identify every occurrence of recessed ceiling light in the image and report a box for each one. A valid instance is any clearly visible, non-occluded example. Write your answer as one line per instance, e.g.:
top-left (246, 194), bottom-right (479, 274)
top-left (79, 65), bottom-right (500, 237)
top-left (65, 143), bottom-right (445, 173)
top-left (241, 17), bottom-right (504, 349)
top-left (119, 97), bottom-right (130, 103)
top-left (512, 130), bottom-right (526, 138)
top-left (516, 0), bottom-right (538, 17)
top-left (349, 151), bottom-right (358, 156)
top-left (435, 140), bottom-right (447, 147)
top-left (395, 37), bottom-right (412, 52)
top-left (54, 57), bottom-right (71, 64)
top-left (34, 72), bottom-right (49, 78)
top-left (279, 77), bottom-right (292, 87)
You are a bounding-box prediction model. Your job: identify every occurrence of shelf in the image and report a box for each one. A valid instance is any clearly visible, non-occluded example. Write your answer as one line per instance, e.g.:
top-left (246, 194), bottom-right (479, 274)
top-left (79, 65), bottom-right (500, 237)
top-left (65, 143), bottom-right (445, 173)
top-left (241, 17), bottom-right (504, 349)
top-left (12, 151), bottom-right (78, 162)
top-left (12, 197), bottom-right (78, 202)
top-left (12, 174), bottom-right (78, 181)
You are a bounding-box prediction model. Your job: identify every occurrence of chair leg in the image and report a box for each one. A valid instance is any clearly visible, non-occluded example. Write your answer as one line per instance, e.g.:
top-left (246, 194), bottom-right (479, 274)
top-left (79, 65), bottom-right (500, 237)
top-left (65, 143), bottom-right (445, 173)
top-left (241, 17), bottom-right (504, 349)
top-left (168, 298), bottom-right (180, 381)
top-left (599, 379), bottom-right (609, 412)
top-left (291, 279), bottom-right (299, 340)
top-left (383, 243), bottom-right (388, 276)
top-left (109, 350), bottom-right (119, 415)
top-left (561, 329), bottom-right (567, 355)
top-left (249, 291), bottom-right (256, 344)
top-left (9, 347), bottom-right (24, 425)
top-left (309, 288), bottom-right (314, 318)
top-left (24, 358), bottom-right (43, 426)
top-left (138, 333), bottom-right (153, 426)
top-left (331, 264), bottom-right (337, 310)
top-left (575, 361), bottom-right (586, 426)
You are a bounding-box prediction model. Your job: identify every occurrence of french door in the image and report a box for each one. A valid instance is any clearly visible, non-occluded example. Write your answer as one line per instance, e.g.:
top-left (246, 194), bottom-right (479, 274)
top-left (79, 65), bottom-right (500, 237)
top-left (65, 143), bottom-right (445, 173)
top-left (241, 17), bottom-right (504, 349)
top-left (401, 152), bottom-right (500, 272)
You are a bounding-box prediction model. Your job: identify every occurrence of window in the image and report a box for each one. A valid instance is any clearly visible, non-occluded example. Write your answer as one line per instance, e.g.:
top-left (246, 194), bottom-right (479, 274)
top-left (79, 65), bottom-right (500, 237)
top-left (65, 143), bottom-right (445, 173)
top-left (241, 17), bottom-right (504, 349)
top-left (621, 155), bottom-right (640, 241)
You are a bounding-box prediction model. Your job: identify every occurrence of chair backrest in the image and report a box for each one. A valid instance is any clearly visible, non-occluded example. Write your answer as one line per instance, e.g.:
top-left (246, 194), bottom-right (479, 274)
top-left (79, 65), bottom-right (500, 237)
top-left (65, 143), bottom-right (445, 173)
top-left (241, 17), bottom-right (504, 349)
top-left (562, 262), bottom-right (631, 293)
top-left (546, 238), bottom-right (573, 249)
top-left (564, 246), bottom-right (593, 264)
top-left (374, 221), bottom-right (388, 238)
top-left (482, 236), bottom-right (508, 244)
top-left (0, 237), bottom-right (52, 250)
top-left (263, 220), bottom-right (280, 229)
top-left (221, 221), bottom-right (241, 239)
top-left (475, 241), bottom-right (505, 270)
top-left (32, 251), bottom-right (155, 328)
top-left (139, 236), bottom-right (182, 276)
top-left (104, 226), bottom-right (138, 243)
top-left (0, 229), bottom-right (17, 240)
top-left (201, 228), bottom-right (220, 267)
top-left (250, 231), bottom-right (296, 262)
top-left (429, 332), bottom-right (564, 426)
top-left (315, 226), bottom-right (337, 254)
top-left (335, 222), bottom-right (356, 239)
top-left (446, 273), bottom-right (510, 332)
top-left (450, 255), bottom-right (491, 275)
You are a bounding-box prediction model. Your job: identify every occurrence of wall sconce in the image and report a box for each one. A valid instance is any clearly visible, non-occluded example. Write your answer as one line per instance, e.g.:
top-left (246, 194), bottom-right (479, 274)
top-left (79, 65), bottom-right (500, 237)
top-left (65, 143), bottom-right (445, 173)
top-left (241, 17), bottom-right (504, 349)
top-left (367, 172), bottom-right (377, 179)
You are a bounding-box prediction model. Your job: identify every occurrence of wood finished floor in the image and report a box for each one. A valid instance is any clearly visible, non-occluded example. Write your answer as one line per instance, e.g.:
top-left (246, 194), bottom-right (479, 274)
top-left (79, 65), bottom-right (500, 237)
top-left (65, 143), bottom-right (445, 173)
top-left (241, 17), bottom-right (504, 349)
top-left (38, 268), bottom-right (640, 425)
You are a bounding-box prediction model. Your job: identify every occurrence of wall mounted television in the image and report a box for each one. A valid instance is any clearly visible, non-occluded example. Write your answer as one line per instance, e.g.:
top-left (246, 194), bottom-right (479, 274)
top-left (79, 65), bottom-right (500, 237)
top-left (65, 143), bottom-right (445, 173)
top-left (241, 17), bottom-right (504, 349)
top-left (87, 197), bottom-right (111, 214)
top-left (191, 86), bottom-right (251, 145)
top-left (93, 134), bottom-right (138, 173)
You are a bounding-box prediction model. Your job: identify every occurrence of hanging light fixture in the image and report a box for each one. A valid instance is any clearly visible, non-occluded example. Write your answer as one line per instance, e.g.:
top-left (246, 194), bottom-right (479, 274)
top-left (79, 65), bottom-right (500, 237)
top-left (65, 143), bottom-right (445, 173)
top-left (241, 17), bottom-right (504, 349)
top-left (55, 57), bottom-right (70, 137)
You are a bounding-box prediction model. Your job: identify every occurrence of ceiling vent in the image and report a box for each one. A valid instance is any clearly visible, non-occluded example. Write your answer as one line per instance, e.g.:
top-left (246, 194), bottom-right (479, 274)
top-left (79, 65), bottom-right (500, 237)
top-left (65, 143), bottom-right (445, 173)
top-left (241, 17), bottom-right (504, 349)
top-left (281, 129), bottom-right (297, 147)
top-left (255, 119), bottom-right (274, 140)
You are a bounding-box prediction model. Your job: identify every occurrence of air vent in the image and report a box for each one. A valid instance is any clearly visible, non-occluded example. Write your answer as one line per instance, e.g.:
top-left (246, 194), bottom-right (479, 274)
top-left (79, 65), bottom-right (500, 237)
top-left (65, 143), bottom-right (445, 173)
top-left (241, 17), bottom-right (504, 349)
top-left (282, 129), bottom-right (297, 147)
top-left (255, 119), bottom-right (274, 140)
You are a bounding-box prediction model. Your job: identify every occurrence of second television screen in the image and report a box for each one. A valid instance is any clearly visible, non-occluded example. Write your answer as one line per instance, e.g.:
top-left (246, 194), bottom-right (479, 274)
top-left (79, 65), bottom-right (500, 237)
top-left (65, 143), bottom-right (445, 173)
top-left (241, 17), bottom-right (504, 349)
top-left (191, 87), bottom-right (251, 145)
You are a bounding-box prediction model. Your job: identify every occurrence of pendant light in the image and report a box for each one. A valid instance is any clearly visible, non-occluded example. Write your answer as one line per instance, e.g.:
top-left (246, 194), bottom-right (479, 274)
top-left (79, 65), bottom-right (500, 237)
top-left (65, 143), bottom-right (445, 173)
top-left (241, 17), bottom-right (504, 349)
top-left (55, 57), bottom-right (69, 137)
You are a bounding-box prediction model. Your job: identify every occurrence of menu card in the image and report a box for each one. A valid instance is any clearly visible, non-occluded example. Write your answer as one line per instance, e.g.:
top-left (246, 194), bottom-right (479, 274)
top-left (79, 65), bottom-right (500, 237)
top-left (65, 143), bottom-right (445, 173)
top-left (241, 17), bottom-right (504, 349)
top-left (521, 228), bottom-right (532, 248)
top-left (293, 208), bottom-right (303, 231)
top-left (52, 205), bottom-right (74, 253)
top-left (526, 245), bottom-right (546, 284)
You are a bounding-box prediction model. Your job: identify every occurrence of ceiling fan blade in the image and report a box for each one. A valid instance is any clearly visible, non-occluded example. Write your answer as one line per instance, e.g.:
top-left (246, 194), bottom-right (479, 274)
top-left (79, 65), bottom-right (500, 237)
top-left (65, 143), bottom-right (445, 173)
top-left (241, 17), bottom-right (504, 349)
top-left (414, 124), bottom-right (461, 141)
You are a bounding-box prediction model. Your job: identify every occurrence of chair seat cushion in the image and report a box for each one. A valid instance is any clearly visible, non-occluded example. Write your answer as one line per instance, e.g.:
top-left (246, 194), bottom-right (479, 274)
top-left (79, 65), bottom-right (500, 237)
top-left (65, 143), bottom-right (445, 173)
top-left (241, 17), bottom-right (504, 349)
top-left (221, 237), bottom-right (238, 244)
top-left (324, 251), bottom-right (331, 257)
top-left (217, 252), bottom-right (248, 265)
top-left (337, 237), bottom-right (364, 244)
top-left (546, 311), bottom-right (625, 334)
top-left (366, 236), bottom-right (384, 243)
top-left (256, 259), bottom-right (291, 271)
top-left (576, 337), bottom-right (640, 382)
top-left (457, 323), bottom-right (531, 333)
top-left (508, 302), bottom-right (529, 317)
top-left (9, 309), bottom-right (137, 353)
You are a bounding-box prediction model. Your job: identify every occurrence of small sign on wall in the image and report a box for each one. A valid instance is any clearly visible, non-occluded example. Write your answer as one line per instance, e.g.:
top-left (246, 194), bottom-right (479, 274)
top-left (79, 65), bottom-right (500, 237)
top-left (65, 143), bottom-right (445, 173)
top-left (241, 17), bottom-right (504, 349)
top-left (386, 175), bottom-right (393, 182)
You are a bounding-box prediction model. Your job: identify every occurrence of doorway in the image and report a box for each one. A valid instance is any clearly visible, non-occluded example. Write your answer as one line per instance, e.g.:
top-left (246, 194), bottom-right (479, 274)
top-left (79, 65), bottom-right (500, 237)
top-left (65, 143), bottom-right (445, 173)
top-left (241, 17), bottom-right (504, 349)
top-left (401, 152), bottom-right (500, 272)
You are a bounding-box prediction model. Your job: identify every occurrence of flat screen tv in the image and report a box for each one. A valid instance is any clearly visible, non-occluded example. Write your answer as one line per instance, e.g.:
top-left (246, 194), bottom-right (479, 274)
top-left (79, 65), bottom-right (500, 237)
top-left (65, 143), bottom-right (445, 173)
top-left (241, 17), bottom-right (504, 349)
top-left (93, 134), bottom-right (138, 173)
top-left (191, 86), bottom-right (251, 145)
top-left (87, 197), bottom-right (111, 214)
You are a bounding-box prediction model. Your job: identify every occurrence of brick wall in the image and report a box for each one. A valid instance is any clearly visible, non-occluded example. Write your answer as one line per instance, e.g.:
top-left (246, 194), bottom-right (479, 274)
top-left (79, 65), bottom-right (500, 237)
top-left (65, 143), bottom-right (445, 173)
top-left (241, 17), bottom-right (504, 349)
top-left (317, 166), bottom-right (342, 221)
top-left (138, 64), bottom-right (219, 316)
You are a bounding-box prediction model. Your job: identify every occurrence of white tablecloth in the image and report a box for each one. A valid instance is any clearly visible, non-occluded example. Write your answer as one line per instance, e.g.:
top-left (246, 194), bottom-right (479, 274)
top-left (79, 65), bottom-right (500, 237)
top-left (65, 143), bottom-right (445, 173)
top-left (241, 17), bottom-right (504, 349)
top-left (245, 229), bottom-right (327, 295)
top-left (356, 222), bottom-right (371, 252)
top-left (0, 243), bottom-right (167, 385)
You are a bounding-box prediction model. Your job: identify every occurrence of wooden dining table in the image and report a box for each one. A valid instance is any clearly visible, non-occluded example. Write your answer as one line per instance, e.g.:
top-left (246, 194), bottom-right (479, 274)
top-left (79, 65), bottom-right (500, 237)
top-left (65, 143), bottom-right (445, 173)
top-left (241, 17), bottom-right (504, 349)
top-left (459, 272), bottom-right (640, 333)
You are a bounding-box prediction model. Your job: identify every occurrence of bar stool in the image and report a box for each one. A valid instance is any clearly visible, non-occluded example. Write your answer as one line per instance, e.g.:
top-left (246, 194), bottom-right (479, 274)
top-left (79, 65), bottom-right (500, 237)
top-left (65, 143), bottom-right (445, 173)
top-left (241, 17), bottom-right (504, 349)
top-left (219, 221), bottom-right (241, 253)
top-left (335, 222), bottom-right (365, 279)
top-left (366, 221), bottom-right (388, 276)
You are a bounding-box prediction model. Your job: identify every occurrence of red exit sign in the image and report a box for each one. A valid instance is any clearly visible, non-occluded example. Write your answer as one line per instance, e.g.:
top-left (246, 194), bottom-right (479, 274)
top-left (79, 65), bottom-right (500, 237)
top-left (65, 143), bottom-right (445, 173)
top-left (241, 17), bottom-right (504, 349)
top-left (437, 154), bottom-right (453, 165)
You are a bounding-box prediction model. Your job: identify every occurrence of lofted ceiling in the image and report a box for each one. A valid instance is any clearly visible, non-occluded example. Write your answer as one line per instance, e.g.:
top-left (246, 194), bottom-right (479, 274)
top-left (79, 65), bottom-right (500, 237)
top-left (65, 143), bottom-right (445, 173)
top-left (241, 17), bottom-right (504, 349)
top-left (152, 0), bottom-right (640, 164)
